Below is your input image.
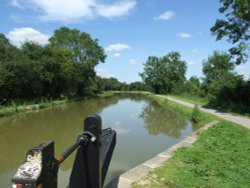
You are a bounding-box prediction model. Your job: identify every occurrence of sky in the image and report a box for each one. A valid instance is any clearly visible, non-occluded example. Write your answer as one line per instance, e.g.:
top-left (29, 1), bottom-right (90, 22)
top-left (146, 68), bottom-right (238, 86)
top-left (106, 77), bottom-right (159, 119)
top-left (0, 0), bottom-right (249, 83)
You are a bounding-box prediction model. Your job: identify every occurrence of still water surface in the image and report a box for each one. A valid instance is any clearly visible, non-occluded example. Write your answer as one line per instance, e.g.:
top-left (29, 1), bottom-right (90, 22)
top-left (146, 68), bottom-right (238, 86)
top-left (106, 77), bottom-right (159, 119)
top-left (0, 94), bottom-right (200, 187)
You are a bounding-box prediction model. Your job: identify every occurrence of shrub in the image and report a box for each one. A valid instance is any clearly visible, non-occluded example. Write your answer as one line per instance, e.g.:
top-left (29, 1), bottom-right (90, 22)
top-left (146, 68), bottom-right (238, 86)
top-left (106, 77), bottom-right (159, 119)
top-left (191, 105), bottom-right (203, 123)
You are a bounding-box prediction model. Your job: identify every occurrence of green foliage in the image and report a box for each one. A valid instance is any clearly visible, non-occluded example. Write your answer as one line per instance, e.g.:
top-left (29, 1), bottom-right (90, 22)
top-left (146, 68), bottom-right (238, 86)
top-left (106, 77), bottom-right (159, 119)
top-left (202, 51), bottom-right (234, 87)
top-left (49, 27), bottom-right (106, 67)
top-left (0, 34), bottom-right (20, 62)
top-left (11, 100), bottom-right (18, 113)
top-left (144, 94), bottom-right (214, 125)
top-left (49, 27), bottom-right (106, 97)
top-left (173, 76), bottom-right (205, 97)
top-left (211, 0), bottom-right (250, 64)
top-left (128, 81), bottom-right (149, 91)
top-left (140, 52), bottom-right (187, 94)
top-left (0, 99), bottom-right (67, 117)
top-left (0, 27), bottom-right (106, 104)
top-left (98, 77), bottom-right (149, 92)
top-left (140, 99), bottom-right (187, 138)
top-left (168, 94), bottom-right (209, 106)
top-left (191, 105), bottom-right (203, 123)
top-left (133, 121), bottom-right (250, 188)
top-left (100, 77), bottom-right (123, 91)
top-left (202, 51), bottom-right (249, 113)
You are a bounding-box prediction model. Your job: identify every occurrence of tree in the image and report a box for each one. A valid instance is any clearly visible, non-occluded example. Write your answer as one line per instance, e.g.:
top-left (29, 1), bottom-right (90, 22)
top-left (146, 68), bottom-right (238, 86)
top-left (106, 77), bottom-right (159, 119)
top-left (140, 101), bottom-right (186, 138)
top-left (211, 0), bottom-right (250, 64)
top-left (0, 28), bottom-right (106, 103)
top-left (0, 34), bottom-right (20, 62)
top-left (49, 27), bottom-right (106, 67)
top-left (49, 27), bottom-right (106, 96)
top-left (0, 58), bottom-right (45, 101)
top-left (140, 52), bottom-right (187, 94)
top-left (19, 42), bottom-right (80, 99)
top-left (100, 77), bottom-right (122, 91)
top-left (174, 76), bottom-right (204, 96)
top-left (202, 51), bottom-right (235, 90)
top-left (128, 81), bottom-right (148, 91)
top-left (40, 45), bottom-right (79, 98)
top-left (202, 51), bottom-right (247, 109)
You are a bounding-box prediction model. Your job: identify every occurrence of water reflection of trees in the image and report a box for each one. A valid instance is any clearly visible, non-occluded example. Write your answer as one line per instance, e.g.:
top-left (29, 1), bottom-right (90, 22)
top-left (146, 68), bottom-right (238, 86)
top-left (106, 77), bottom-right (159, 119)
top-left (140, 101), bottom-right (186, 138)
top-left (113, 93), bottom-right (150, 103)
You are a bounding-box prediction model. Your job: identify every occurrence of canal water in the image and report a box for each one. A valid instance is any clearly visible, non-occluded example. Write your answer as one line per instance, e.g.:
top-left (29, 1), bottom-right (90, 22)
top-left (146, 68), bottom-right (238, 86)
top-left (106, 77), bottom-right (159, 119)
top-left (0, 94), bottom-right (200, 187)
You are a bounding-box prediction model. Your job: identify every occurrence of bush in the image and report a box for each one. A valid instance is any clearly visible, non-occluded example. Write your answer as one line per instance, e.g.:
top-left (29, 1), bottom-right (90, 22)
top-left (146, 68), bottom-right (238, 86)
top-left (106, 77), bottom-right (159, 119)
top-left (191, 105), bottom-right (203, 123)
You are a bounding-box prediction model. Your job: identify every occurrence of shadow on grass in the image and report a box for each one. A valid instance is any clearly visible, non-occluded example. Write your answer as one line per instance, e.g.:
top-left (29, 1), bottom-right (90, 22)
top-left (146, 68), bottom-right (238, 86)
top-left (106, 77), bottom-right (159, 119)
top-left (203, 102), bottom-right (250, 118)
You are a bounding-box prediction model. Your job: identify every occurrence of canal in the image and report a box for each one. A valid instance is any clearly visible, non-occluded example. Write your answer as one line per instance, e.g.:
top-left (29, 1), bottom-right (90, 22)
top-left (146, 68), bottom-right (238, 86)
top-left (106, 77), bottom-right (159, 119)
top-left (0, 94), bottom-right (199, 187)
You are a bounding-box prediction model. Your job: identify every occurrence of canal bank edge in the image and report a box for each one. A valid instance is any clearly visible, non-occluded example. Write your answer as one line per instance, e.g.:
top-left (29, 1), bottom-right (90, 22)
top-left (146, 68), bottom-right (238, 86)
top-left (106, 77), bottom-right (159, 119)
top-left (115, 120), bottom-right (219, 188)
top-left (0, 92), bottom-right (114, 118)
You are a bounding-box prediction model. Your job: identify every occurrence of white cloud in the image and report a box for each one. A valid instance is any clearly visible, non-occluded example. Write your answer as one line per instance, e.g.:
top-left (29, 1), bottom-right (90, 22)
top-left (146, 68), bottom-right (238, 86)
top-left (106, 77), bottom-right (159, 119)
top-left (191, 49), bottom-right (199, 54)
top-left (6, 27), bottom-right (49, 47)
top-left (113, 53), bottom-right (121, 58)
top-left (113, 123), bottom-right (131, 135)
top-left (106, 73), bottom-right (115, 78)
top-left (129, 59), bottom-right (138, 65)
top-left (95, 68), bottom-right (115, 78)
top-left (105, 43), bottom-right (131, 52)
top-left (188, 61), bottom-right (196, 65)
top-left (155, 11), bottom-right (175, 20)
top-left (96, 0), bottom-right (136, 18)
top-left (95, 68), bottom-right (108, 73)
top-left (11, 0), bottom-right (136, 22)
top-left (34, 0), bottom-right (95, 21)
top-left (177, 32), bottom-right (191, 39)
top-left (11, 0), bottom-right (22, 8)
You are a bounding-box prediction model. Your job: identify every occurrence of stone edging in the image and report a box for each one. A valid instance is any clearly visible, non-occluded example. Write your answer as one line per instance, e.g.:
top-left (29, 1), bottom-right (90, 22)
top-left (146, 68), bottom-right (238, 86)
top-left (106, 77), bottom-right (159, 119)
top-left (116, 121), bottom-right (219, 188)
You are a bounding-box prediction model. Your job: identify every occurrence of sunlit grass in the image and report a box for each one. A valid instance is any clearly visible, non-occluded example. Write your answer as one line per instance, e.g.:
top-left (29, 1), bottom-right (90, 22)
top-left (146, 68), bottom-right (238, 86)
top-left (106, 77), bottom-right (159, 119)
top-left (146, 94), bottom-right (215, 125)
top-left (132, 121), bottom-right (250, 188)
top-left (0, 99), bottom-right (67, 117)
top-left (168, 94), bottom-right (250, 118)
top-left (168, 94), bottom-right (209, 106)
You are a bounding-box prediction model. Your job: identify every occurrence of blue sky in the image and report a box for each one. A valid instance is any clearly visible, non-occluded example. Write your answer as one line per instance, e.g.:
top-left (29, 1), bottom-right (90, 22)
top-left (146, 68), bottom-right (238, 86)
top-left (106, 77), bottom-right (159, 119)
top-left (1, 0), bottom-right (249, 83)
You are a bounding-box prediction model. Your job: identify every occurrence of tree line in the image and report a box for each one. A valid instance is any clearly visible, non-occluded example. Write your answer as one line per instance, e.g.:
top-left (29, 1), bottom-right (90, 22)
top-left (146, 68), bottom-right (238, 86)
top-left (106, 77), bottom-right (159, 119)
top-left (0, 26), bottom-right (149, 105)
top-left (0, 27), bottom-right (106, 104)
top-left (140, 51), bottom-right (250, 113)
top-left (103, 50), bottom-right (249, 113)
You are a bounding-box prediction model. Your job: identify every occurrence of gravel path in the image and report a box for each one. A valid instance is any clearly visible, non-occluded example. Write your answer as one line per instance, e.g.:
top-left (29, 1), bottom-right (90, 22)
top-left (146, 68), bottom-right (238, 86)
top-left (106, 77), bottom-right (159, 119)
top-left (158, 95), bottom-right (250, 129)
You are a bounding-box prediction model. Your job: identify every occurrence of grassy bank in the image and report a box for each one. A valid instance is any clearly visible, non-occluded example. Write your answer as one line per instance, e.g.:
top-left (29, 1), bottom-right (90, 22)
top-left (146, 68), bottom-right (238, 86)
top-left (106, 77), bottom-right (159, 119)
top-left (145, 93), bottom-right (215, 126)
top-left (167, 94), bottom-right (209, 106)
top-left (0, 92), bottom-right (114, 117)
top-left (168, 94), bottom-right (250, 118)
top-left (131, 93), bottom-right (250, 188)
top-left (132, 121), bottom-right (250, 188)
top-left (0, 99), bottom-right (68, 117)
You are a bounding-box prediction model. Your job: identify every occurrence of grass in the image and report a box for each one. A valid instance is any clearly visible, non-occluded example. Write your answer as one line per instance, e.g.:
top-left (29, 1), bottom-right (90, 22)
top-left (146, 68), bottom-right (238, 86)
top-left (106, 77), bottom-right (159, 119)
top-left (96, 91), bottom-right (116, 98)
top-left (0, 99), bottom-right (68, 117)
top-left (132, 121), bottom-right (250, 188)
top-left (145, 93), bottom-right (215, 126)
top-left (207, 103), bottom-right (250, 119)
top-left (168, 94), bottom-right (250, 118)
top-left (0, 92), bottom-right (116, 117)
top-left (168, 94), bottom-right (209, 106)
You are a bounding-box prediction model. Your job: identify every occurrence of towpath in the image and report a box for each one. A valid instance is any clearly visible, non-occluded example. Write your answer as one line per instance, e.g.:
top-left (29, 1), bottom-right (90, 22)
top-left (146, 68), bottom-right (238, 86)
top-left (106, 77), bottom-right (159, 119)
top-left (157, 95), bottom-right (250, 129)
